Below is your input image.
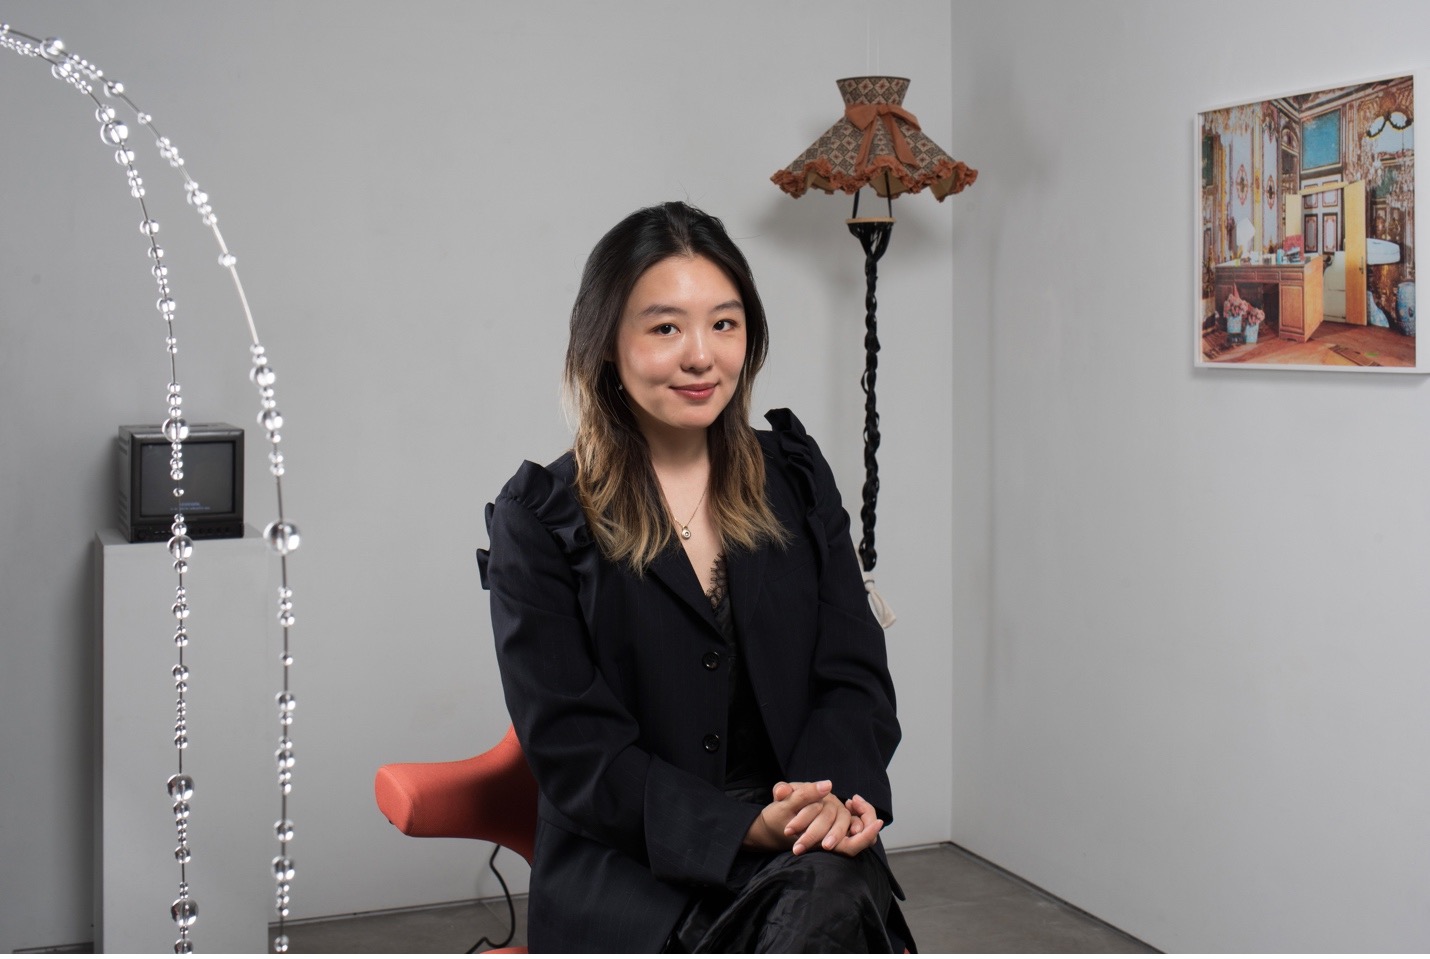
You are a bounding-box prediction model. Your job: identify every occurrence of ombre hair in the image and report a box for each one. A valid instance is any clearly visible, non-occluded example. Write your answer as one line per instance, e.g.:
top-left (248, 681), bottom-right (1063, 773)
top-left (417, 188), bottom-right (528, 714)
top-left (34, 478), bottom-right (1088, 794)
top-left (564, 202), bottom-right (786, 571)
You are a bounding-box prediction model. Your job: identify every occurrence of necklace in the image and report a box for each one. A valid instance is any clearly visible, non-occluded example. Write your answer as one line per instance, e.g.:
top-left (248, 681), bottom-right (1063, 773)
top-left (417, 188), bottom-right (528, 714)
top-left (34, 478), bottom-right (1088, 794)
top-left (674, 487), bottom-right (707, 540)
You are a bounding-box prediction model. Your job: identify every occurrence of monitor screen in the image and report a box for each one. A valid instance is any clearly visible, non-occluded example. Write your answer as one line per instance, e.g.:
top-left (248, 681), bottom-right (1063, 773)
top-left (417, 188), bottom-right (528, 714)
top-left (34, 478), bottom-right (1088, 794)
top-left (140, 440), bottom-right (235, 517)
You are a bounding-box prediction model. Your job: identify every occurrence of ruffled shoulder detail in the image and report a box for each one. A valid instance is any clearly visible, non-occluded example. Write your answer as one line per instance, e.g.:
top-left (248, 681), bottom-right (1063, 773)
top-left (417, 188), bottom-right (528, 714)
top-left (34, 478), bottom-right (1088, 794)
top-left (477, 452), bottom-right (592, 588)
top-left (762, 408), bottom-right (830, 565)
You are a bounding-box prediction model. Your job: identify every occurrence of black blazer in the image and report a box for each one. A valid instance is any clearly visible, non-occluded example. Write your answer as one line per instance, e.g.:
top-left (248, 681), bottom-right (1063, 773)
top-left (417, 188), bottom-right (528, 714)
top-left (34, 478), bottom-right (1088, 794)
top-left (479, 410), bottom-right (903, 953)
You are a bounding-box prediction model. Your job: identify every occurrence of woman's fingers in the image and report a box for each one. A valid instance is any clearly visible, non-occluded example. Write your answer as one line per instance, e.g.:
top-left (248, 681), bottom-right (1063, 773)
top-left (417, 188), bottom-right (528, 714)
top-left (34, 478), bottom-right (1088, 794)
top-left (779, 780), bottom-right (832, 835)
top-left (818, 799), bottom-right (853, 850)
top-left (776, 779), bottom-right (829, 810)
top-left (792, 795), bottom-right (845, 855)
top-left (833, 818), bottom-right (882, 855)
top-left (833, 795), bottom-right (883, 855)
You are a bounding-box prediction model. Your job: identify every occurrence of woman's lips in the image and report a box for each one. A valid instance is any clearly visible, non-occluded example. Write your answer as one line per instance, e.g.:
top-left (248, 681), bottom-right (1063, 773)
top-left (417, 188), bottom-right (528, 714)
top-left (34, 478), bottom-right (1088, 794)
top-left (672, 383), bottom-right (716, 400)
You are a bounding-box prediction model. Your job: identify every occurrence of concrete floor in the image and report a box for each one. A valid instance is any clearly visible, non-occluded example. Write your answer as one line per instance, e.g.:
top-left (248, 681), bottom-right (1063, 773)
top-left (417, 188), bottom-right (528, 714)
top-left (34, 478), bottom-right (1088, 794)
top-left (273, 843), bottom-right (1157, 953)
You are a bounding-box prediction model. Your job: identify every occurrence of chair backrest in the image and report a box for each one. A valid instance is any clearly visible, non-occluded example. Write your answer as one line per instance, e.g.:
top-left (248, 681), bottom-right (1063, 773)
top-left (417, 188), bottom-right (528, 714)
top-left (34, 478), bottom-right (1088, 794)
top-left (374, 724), bottom-right (539, 864)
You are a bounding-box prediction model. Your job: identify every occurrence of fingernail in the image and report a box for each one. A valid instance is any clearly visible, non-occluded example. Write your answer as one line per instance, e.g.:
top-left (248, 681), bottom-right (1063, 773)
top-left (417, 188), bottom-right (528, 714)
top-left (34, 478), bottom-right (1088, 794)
top-left (792, 843), bottom-right (805, 855)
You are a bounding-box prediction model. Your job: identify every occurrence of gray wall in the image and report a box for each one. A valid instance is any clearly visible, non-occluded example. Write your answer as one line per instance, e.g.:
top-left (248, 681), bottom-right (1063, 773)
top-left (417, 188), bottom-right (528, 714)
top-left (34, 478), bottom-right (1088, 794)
top-left (0, 1), bottom-right (959, 950)
top-left (8, 1), bottom-right (1428, 954)
top-left (948, 0), bottom-right (1430, 951)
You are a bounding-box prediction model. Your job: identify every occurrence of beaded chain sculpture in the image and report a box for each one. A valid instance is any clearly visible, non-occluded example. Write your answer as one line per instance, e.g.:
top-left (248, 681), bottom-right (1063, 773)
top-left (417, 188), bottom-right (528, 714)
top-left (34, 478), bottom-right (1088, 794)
top-left (773, 77), bottom-right (975, 624)
top-left (1, 26), bottom-right (301, 954)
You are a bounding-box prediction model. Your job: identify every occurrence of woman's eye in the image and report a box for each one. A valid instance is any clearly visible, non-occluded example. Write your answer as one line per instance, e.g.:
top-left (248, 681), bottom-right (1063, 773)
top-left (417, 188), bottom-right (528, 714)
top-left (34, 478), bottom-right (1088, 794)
top-left (714, 319), bottom-right (738, 331)
top-left (654, 323), bottom-right (677, 335)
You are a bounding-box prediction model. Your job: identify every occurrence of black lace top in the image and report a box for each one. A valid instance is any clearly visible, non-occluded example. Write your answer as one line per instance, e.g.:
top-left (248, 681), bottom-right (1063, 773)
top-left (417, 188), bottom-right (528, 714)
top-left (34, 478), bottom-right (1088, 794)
top-left (706, 555), bottom-right (782, 794)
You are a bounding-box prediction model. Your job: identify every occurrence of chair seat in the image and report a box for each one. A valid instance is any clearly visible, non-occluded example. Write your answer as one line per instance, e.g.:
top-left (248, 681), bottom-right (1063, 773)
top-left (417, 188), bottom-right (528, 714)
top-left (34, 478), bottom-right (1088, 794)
top-left (374, 724), bottom-right (539, 864)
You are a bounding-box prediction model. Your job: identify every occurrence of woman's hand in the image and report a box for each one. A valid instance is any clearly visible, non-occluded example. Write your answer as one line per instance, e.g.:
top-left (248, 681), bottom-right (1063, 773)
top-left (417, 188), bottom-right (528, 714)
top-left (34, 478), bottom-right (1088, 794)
top-left (743, 780), bottom-right (832, 851)
top-left (829, 793), bottom-right (883, 856)
top-left (743, 781), bottom-right (884, 858)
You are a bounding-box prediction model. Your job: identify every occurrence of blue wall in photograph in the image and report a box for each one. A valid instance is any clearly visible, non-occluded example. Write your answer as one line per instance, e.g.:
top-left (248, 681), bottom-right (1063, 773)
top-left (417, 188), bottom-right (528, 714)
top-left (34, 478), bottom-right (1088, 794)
top-left (1303, 109), bottom-right (1341, 170)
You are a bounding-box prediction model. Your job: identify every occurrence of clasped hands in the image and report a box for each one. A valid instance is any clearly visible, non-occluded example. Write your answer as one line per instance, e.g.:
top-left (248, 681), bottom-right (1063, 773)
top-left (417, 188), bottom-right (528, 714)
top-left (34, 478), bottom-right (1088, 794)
top-left (742, 779), bottom-right (882, 857)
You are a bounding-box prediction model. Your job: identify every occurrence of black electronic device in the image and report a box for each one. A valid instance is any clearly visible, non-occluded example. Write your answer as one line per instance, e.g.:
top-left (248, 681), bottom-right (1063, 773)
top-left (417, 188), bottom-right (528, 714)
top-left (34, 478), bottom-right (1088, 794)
top-left (117, 423), bottom-right (244, 543)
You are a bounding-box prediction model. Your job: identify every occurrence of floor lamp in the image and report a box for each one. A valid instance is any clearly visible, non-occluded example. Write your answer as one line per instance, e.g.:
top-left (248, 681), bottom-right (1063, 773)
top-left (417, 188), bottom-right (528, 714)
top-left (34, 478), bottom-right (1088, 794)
top-left (772, 76), bottom-right (976, 625)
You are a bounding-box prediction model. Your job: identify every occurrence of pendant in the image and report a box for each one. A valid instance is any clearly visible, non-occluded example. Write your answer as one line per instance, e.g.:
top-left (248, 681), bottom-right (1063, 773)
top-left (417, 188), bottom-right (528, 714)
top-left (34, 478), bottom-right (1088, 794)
top-left (680, 526), bottom-right (692, 540)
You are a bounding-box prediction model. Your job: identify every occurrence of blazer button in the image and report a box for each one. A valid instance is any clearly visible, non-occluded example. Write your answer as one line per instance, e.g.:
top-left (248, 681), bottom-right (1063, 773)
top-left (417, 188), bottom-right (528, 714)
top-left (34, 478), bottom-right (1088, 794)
top-left (702, 651), bottom-right (721, 670)
top-left (702, 733), bottom-right (721, 753)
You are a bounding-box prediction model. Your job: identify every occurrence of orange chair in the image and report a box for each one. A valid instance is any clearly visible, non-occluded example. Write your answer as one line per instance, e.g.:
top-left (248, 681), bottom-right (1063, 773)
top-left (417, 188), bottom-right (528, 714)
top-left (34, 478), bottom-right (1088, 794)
top-left (374, 724), bottom-right (538, 952)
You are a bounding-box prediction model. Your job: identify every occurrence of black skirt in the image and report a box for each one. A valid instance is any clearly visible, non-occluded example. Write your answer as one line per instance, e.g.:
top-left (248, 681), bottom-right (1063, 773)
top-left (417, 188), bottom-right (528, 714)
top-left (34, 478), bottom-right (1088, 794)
top-left (664, 845), bottom-right (897, 953)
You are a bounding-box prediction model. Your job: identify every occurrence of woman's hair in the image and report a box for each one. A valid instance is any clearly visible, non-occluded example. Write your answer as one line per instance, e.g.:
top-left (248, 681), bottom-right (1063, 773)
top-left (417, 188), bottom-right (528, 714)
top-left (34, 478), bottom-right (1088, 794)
top-left (564, 201), bottom-right (787, 571)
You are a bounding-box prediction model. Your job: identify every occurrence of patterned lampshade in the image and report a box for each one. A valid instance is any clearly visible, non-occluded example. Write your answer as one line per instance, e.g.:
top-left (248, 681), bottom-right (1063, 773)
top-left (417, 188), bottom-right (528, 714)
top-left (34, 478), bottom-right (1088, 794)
top-left (772, 76), bottom-right (977, 201)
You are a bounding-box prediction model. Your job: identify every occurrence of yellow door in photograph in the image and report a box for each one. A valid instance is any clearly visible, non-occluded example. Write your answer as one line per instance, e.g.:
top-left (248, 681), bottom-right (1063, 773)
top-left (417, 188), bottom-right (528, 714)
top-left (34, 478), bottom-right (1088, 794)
top-left (1344, 180), bottom-right (1367, 326)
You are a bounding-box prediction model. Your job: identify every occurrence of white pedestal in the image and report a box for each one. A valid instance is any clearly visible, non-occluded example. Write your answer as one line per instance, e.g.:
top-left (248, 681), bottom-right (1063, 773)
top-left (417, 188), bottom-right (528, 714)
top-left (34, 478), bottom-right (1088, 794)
top-left (95, 528), bottom-right (273, 954)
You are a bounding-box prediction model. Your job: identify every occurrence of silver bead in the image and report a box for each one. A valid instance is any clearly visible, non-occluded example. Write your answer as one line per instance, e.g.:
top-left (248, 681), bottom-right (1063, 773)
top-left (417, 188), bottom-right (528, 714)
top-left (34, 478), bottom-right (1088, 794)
top-left (162, 418), bottom-right (189, 442)
top-left (170, 896), bottom-right (197, 926)
top-left (264, 522), bottom-right (300, 555)
top-left (167, 774), bottom-right (195, 801)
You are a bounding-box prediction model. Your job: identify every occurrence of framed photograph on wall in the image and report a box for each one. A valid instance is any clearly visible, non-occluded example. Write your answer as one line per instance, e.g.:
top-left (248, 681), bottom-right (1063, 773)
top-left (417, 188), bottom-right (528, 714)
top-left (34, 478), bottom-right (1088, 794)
top-left (1195, 74), bottom-right (1425, 371)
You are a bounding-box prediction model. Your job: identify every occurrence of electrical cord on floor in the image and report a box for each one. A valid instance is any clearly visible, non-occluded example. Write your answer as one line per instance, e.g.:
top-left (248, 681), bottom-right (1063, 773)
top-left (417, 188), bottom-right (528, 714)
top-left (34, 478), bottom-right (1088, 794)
top-left (467, 845), bottom-right (516, 953)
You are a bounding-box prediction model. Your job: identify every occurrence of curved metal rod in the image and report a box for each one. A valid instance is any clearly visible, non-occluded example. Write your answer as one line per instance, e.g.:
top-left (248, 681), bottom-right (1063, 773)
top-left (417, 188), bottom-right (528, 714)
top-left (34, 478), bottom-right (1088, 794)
top-left (2, 24), bottom-right (300, 954)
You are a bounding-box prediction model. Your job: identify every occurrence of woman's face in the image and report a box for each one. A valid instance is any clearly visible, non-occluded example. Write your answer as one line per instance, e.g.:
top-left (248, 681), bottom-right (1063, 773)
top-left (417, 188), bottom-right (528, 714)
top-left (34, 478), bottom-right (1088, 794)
top-left (613, 254), bottom-right (747, 442)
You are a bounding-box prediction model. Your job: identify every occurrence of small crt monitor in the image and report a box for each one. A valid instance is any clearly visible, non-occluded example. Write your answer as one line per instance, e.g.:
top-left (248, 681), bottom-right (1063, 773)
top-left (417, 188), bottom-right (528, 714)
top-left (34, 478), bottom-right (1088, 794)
top-left (117, 424), bottom-right (245, 542)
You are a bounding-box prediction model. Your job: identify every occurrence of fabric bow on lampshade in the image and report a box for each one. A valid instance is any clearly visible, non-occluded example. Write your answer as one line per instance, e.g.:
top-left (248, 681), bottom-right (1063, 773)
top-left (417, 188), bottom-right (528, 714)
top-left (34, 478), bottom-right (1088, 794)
top-left (772, 76), bottom-right (977, 200)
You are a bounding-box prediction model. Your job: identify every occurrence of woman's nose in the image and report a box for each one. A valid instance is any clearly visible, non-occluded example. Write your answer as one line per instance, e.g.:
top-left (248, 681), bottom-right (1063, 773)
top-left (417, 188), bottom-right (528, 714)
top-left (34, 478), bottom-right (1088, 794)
top-left (681, 330), bottom-right (711, 371)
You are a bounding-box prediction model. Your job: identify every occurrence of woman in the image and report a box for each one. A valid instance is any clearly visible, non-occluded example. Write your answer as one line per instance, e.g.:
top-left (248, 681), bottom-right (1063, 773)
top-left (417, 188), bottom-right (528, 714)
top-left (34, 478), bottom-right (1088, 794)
top-left (479, 202), bottom-right (911, 952)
